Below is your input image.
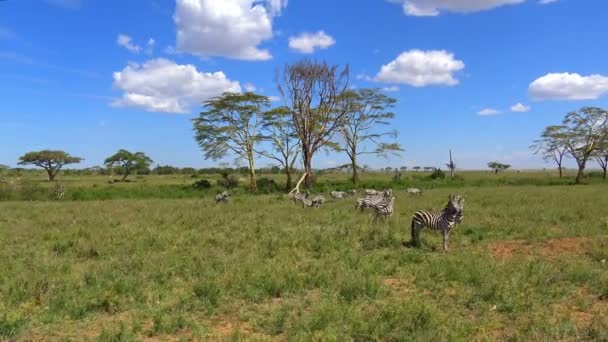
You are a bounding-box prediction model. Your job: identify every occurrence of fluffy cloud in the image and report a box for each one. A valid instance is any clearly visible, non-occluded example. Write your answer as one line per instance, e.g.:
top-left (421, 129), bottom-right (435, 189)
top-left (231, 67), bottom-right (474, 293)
top-left (478, 108), bottom-right (500, 116)
top-left (391, 0), bottom-right (524, 16)
top-left (244, 83), bottom-right (257, 92)
top-left (375, 49), bottom-right (465, 87)
top-left (112, 58), bottom-right (241, 113)
top-left (528, 73), bottom-right (608, 100)
top-left (510, 102), bottom-right (531, 112)
top-left (117, 34), bottom-right (141, 53)
top-left (288, 31), bottom-right (335, 54)
top-left (174, 0), bottom-right (286, 61)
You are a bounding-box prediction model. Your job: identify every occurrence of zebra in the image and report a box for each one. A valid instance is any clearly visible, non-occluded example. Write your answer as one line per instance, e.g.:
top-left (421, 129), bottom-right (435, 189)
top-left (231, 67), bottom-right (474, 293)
top-left (289, 192), bottom-right (308, 204)
top-left (330, 191), bottom-right (349, 199)
top-left (356, 189), bottom-right (392, 212)
top-left (406, 187), bottom-right (424, 196)
top-left (347, 190), bottom-right (358, 196)
top-left (300, 195), bottom-right (325, 208)
top-left (215, 191), bottom-right (229, 203)
top-left (53, 182), bottom-right (65, 200)
top-left (410, 195), bottom-right (465, 252)
top-left (373, 195), bottom-right (395, 221)
top-left (365, 189), bottom-right (379, 196)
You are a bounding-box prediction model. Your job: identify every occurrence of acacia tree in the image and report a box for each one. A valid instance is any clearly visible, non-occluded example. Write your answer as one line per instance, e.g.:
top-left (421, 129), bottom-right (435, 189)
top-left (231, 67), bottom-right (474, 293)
top-left (193, 92), bottom-right (268, 192)
top-left (593, 138), bottom-right (608, 179)
top-left (488, 162), bottom-right (510, 174)
top-left (104, 149), bottom-right (153, 181)
top-left (258, 106), bottom-right (300, 190)
top-left (278, 59), bottom-right (350, 189)
top-left (530, 125), bottom-right (569, 178)
top-left (560, 107), bottom-right (608, 184)
top-left (18, 150), bottom-right (82, 181)
top-left (334, 88), bottom-right (402, 184)
top-left (446, 150), bottom-right (456, 178)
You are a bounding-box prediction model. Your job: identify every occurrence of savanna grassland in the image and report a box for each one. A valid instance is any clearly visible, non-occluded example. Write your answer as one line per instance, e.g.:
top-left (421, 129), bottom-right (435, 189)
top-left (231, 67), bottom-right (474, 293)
top-left (1, 172), bottom-right (608, 340)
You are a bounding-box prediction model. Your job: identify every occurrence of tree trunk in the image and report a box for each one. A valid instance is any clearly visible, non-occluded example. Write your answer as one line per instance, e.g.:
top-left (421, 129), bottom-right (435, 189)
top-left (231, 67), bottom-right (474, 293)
top-left (46, 168), bottom-right (55, 182)
top-left (575, 164), bottom-right (585, 184)
top-left (351, 156), bottom-right (359, 185)
top-left (285, 170), bottom-right (292, 192)
top-left (558, 165), bottom-right (563, 178)
top-left (303, 150), bottom-right (313, 190)
top-left (603, 167), bottom-right (607, 180)
top-left (248, 153), bottom-right (257, 192)
top-left (121, 172), bottom-right (129, 181)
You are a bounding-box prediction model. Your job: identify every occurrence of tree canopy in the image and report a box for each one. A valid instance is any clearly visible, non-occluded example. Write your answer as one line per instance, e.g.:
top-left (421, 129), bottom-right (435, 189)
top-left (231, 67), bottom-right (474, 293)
top-left (18, 150), bottom-right (82, 181)
top-left (104, 149), bottom-right (152, 181)
top-left (530, 125), bottom-right (569, 178)
top-left (488, 162), bottom-right (511, 173)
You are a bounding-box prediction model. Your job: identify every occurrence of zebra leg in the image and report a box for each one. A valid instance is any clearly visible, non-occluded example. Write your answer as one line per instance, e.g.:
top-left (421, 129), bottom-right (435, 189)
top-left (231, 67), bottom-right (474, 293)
top-left (442, 230), bottom-right (450, 252)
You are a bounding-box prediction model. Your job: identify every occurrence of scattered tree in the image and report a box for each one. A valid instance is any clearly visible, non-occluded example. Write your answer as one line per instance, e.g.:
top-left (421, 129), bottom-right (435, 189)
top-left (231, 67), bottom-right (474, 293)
top-left (446, 150), bottom-right (456, 177)
top-left (530, 125), bottom-right (569, 178)
top-left (334, 88), bottom-right (402, 184)
top-left (104, 149), bottom-right (153, 181)
top-left (560, 107), bottom-right (608, 183)
top-left (594, 137), bottom-right (608, 179)
top-left (413, 166), bottom-right (421, 171)
top-left (488, 162), bottom-right (511, 174)
top-left (278, 59), bottom-right (350, 189)
top-left (400, 166), bottom-right (408, 171)
top-left (258, 106), bottom-right (300, 190)
top-left (18, 150), bottom-right (82, 181)
top-left (193, 92), bottom-right (269, 192)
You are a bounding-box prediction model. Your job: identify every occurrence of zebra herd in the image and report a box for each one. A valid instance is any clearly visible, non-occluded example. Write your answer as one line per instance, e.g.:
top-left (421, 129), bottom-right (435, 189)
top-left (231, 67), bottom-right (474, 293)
top-left (215, 186), bottom-right (465, 251)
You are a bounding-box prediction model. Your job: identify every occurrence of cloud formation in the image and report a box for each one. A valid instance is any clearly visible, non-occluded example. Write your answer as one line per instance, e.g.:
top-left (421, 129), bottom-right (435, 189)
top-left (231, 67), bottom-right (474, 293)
top-left (510, 102), bottom-right (531, 112)
top-left (112, 59), bottom-right (241, 113)
top-left (478, 108), bottom-right (500, 116)
top-left (390, 0), bottom-right (524, 16)
top-left (117, 34), bottom-right (141, 53)
top-left (288, 31), bottom-right (335, 53)
top-left (376, 49), bottom-right (465, 87)
top-left (529, 73), bottom-right (608, 100)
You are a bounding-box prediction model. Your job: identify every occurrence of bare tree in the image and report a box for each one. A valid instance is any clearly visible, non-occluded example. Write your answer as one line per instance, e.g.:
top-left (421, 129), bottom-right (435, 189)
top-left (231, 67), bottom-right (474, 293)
top-left (446, 150), bottom-right (456, 177)
top-left (334, 89), bottom-right (402, 184)
top-left (258, 106), bottom-right (300, 190)
top-left (193, 92), bottom-right (268, 192)
top-left (530, 125), bottom-right (569, 178)
top-left (561, 107), bottom-right (608, 184)
top-left (278, 59), bottom-right (350, 189)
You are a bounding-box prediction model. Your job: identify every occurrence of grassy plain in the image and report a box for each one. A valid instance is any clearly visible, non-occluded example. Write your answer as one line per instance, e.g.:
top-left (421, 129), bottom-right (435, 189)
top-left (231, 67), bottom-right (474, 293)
top-left (1, 172), bottom-right (607, 340)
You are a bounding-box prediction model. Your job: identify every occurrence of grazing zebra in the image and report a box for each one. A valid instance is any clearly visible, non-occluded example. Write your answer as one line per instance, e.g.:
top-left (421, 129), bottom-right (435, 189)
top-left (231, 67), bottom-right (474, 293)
top-left (312, 195), bottom-right (326, 208)
top-left (289, 192), bottom-right (308, 204)
top-left (410, 195), bottom-right (465, 252)
top-left (373, 196), bottom-right (395, 221)
top-left (347, 190), bottom-right (358, 196)
top-left (54, 182), bottom-right (65, 200)
top-left (330, 191), bottom-right (349, 199)
top-left (406, 187), bottom-right (424, 196)
top-left (356, 189), bottom-right (392, 212)
top-left (215, 191), bottom-right (229, 203)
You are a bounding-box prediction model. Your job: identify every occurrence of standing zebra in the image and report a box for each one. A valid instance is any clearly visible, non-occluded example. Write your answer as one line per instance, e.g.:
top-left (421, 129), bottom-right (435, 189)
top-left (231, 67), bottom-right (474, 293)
top-left (289, 192), bottom-right (308, 204)
top-left (406, 187), bottom-right (424, 196)
top-left (410, 195), bottom-right (464, 252)
top-left (215, 191), bottom-right (229, 203)
top-left (373, 195), bottom-right (395, 221)
top-left (330, 191), bottom-right (349, 199)
top-left (365, 189), bottom-right (379, 196)
top-left (311, 195), bottom-right (326, 208)
top-left (54, 182), bottom-right (65, 200)
top-left (356, 189), bottom-right (392, 212)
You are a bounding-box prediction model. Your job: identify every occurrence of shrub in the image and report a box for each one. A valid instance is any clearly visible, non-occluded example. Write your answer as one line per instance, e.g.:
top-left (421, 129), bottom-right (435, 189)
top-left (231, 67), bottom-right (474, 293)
top-left (428, 168), bottom-right (446, 180)
top-left (256, 178), bottom-right (281, 193)
top-left (217, 174), bottom-right (240, 189)
top-left (192, 179), bottom-right (211, 190)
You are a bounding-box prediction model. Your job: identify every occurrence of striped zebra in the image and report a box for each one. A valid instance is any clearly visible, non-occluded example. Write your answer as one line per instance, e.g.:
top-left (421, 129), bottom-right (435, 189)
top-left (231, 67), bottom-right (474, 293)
top-left (365, 189), bottom-right (379, 196)
top-left (410, 195), bottom-right (464, 252)
top-left (347, 190), bottom-right (358, 196)
top-left (300, 195), bottom-right (326, 208)
top-left (215, 191), bottom-right (229, 203)
top-left (330, 191), bottom-right (349, 199)
top-left (373, 195), bottom-right (395, 221)
top-left (289, 192), bottom-right (308, 204)
top-left (356, 189), bottom-right (392, 212)
top-left (406, 187), bottom-right (424, 196)
top-left (54, 182), bottom-right (65, 200)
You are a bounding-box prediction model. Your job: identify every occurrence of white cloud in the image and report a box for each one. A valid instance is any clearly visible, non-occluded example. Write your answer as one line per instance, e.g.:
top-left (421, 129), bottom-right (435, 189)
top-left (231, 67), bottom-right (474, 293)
top-left (244, 83), bottom-right (257, 92)
top-left (356, 73), bottom-right (372, 81)
top-left (381, 86), bottom-right (400, 92)
top-left (538, 0), bottom-right (558, 4)
top-left (478, 108), bottom-right (500, 116)
top-left (268, 96), bottom-right (281, 102)
top-left (145, 38), bottom-right (156, 55)
top-left (528, 73), bottom-right (608, 100)
top-left (390, 0), bottom-right (524, 16)
top-left (510, 102), bottom-right (531, 112)
top-left (288, 31), bottom-right (335, 54)
top-left (375, 49), bottom-right (465, 87)
top-left (112, 58), bottom-right (241, 113)
top-left (174, 0), bottom-right (286, 61)
top-left (117, 34), bottom-right (141, 53)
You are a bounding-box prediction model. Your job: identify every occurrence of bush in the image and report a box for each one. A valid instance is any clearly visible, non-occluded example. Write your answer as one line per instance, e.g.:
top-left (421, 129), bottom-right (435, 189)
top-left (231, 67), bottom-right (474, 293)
top-left (217, 174), bottom-right (240, 189)
top-left (256, 177), bottom-right (281, 193)
top-left (192, 179), bottom-right (211, 190)
top-left (428, 168), bottom-right (446, 180)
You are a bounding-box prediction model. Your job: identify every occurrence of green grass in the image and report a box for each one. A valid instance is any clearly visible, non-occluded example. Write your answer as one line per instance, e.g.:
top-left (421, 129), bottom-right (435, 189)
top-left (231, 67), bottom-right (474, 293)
top-left (1, 175), bottom-right (608, 340)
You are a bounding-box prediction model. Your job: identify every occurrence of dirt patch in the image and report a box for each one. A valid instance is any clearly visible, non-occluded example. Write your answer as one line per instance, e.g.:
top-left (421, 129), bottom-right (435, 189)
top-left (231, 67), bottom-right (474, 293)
top-left (383, 277), bottom-right (414, 294)
top-left (488, 237), bottom-right (588, 259)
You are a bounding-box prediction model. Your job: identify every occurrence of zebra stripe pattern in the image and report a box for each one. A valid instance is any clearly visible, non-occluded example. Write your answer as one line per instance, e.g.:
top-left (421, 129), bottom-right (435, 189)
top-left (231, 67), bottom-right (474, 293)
top-left (373, 195), bottom-right (395, 220)
top-left (215, 191), bottom-right (229, 203)
top-left (54, 182), bottom-right (65, 200)
top-left (411, 195), bottom-right (464, 251)
top-left (330, 191), bottom-right (349, 199)
top-left (356, 189), bottom-right (392, 211)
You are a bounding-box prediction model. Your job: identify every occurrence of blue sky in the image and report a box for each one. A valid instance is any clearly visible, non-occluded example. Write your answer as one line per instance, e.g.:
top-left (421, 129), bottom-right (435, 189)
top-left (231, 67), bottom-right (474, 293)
top-left (1, 0), bottom-right (608, 170)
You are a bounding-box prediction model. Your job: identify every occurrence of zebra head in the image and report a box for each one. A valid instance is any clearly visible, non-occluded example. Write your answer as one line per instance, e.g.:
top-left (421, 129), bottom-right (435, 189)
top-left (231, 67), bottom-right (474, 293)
top-left (446, 195), bottom-right (465, 222)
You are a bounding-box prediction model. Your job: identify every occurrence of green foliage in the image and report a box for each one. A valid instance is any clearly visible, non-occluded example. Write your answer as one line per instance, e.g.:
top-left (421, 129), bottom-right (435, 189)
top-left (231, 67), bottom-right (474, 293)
top-left (217, 174), bottom-right (240, 189)
top-left (429, 168), bottom-right (446, 179)
top-left (17, 150), bottom-right (82, 181)
top-left (488, 162), bottom-right (511, 173)
top-left (256, 177), bottom-right (281, 193)
top-left (104, 149), bottom-right (153, 181)
top-left (192, 179), bottom-right (212, 190)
